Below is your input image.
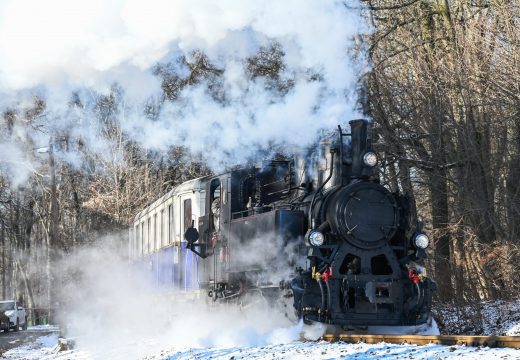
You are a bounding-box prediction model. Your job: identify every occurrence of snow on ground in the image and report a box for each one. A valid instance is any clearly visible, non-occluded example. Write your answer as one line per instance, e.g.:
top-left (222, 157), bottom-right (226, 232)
top-left (4, 300), bottom-right (520, 359)
top-left (28, 325), bottom-right (60, 331)
top-left (3, 332), bottom-right (60, 360)
top-left (150, 341), bottom-right (520, 360)
top-left (436, 299), bottom-right (520, 336)
top-left (481, 300), bottom-right (520, 336)
top-left (6, 338), bottom-right (520, 360)
top-left (3, 333), bottom-right (520, 360)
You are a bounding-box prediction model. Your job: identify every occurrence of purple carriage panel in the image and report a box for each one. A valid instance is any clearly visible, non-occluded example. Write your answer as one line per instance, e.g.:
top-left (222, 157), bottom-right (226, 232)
top-left (180, 242), bottom-right (199, 290)
top-left (158, 247), bottom-right (172, 288)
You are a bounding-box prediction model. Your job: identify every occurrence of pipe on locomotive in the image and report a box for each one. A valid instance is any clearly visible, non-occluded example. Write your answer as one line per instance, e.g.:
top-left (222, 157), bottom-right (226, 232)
top-left (308, 150), bottom-right (335, 229)
top-left (325, 278), bottom-right (331, 315)
top-left (317, 279), bottom-right (325, 321)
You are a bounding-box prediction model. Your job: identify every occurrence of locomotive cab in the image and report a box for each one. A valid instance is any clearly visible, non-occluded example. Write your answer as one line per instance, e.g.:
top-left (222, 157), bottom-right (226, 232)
top-left (189, 165), bottom-right (307, 301)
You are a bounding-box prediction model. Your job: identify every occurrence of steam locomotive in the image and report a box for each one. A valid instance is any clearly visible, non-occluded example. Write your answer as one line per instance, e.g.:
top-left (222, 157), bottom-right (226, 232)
top-left (129, 119), bottom-right (435, 327)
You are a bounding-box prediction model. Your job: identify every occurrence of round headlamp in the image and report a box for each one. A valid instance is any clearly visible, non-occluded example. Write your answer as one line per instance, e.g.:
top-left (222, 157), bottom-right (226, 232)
top-left (363, 152), bottom-right (378, 167)
top-left (414, 233), bottom-right (430, 249)
top-left (308, 231), bottom-right (325, 247)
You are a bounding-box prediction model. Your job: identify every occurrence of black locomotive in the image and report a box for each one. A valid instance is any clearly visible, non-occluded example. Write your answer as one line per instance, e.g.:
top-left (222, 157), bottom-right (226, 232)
top-left (183, 119), bottom-right (435, 326)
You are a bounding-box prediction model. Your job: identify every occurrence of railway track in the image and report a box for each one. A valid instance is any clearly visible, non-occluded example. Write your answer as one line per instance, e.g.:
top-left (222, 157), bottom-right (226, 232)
top-left (321, 334), bottom-right (520, 349)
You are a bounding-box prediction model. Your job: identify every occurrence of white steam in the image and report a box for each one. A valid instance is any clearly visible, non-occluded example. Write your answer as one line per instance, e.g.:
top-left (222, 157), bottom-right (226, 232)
top-left (228, 232), bottom-right (307, 286)
top-left (0, 142), bottom-right (34, 188)
top-left (0, 1), bottom-right (359, 92)
top-left (0, 0), bottom-right (367, 183)
top-left (59, 237), bottom-right (325, 359)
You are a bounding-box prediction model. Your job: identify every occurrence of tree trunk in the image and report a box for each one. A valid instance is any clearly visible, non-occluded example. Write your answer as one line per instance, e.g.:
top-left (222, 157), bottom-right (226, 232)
top-left (1, 222), bottom-right (5, 299)
top-left (17, 261), bottom-right (35, 310)
top-left (430, 166), bottom-right (451, 299)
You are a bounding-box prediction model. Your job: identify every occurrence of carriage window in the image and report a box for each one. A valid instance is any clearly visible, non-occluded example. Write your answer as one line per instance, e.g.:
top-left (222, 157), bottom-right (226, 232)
top-left (168, 204), bottom-right (174, 244)
top-left (183, 199), bottom-right (192, 235)
top-left (153, 213), bottom-right (157, 251)
top-left (135, 225), bottom-right (139, 258)
top-left (160, 209), bottom-right (164, 247)
top-left (141, 222), bottom-right (145, 255)
top-left (147, 218), bottom-right (151, 253)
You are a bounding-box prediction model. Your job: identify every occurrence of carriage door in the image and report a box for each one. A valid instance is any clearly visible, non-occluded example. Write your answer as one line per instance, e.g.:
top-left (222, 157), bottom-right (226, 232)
top-left (209, 179), bottom-right (221, 233)
top-left (180, 195), bottom-right (197, 290)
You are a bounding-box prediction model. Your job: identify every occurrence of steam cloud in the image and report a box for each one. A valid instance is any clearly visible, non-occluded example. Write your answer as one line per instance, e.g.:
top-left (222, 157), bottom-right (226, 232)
top-left (0, 0), bottom-right (367, 182)
top-left (60, 236), bottom-right (326, 359)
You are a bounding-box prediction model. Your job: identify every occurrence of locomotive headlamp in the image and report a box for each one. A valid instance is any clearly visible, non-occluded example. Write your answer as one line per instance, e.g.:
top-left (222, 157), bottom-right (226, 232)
top-left (363, 152), bottom-right (378, 167)
top-left (309, 231), bottom-right (325, 247)
top-left (414, 233), bottom-right (430, 249)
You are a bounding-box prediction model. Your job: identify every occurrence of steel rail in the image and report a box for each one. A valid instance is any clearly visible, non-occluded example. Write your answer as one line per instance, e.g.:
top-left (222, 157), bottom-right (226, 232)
top-left (321, 334), bottom-right (520, 349)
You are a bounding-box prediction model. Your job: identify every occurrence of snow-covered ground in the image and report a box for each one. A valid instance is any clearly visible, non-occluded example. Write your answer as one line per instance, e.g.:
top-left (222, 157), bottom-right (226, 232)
top-left (435, 299), bottom-right (520, 336)
top-left (4, 301), bottom-right (520, 360)
top-left (151, 341), bottom-right (520, 360)
top-left (3, 329), bottom-right (520, 360)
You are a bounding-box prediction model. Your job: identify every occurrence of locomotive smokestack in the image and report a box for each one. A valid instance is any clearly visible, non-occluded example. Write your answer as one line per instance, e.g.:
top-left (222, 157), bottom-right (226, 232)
top-left (349, 119), bottom-right (374, 179)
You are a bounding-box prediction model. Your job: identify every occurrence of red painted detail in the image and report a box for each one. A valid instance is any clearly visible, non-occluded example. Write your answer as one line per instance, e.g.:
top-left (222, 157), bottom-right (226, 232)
top-left (408, 268), bottom-right (420, 284)
top-left (322, 271), bottom-right (330, 282)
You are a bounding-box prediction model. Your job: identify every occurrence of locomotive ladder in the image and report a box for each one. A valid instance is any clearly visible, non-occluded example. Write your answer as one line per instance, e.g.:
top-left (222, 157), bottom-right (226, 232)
top-left (320, 334), bottom-right (520, 349)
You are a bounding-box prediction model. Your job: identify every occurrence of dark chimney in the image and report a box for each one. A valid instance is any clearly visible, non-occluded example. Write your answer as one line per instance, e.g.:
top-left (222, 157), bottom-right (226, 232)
top-left (349, 119), bottom-right (374, 179)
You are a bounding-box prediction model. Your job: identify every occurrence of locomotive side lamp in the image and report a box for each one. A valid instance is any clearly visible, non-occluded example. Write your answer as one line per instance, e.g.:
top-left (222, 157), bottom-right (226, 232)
top-left (414, 233), bottom-right (430, 249)
top-left (306, 230), bottom-right (325, 247)
top-left (363, 151), bottom-right (378, 167)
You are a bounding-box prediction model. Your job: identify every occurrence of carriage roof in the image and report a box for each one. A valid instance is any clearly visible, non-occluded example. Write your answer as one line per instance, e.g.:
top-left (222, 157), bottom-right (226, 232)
top-left (133, 176), bottom-right (207, 223)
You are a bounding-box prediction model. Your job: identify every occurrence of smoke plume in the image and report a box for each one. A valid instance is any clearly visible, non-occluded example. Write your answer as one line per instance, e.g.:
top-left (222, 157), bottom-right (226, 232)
top-left (0, 0), bottom-right (367, 182)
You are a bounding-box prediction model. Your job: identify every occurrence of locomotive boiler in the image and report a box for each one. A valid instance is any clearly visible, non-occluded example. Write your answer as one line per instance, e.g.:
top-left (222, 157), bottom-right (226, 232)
top-left (130, 119), bottom-right (435, 327)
